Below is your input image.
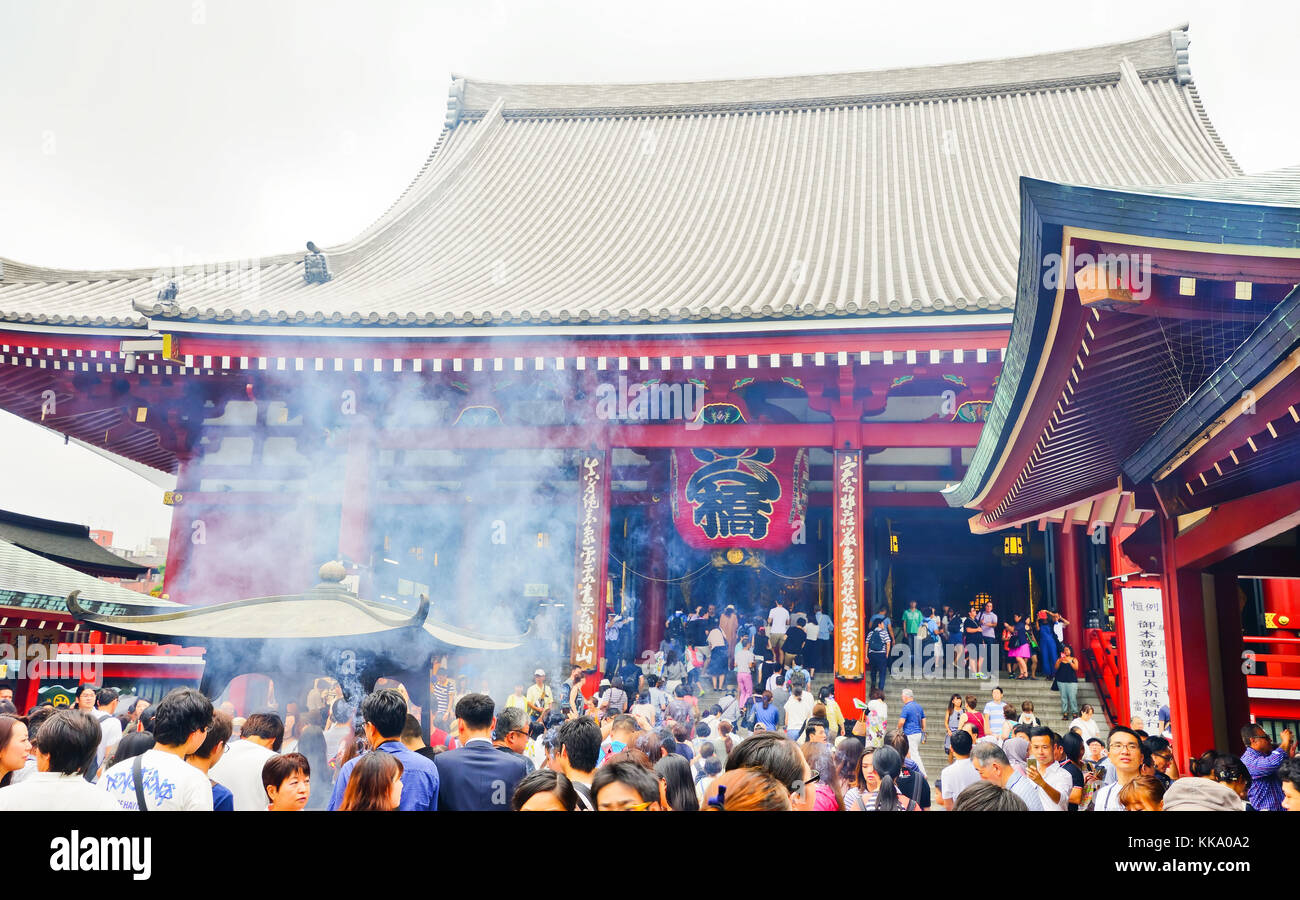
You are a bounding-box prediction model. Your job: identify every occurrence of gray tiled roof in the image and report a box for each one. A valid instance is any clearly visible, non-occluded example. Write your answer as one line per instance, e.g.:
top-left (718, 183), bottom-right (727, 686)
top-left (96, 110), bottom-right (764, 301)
top-left (1115, 165), bottom-right (1300, 206)
top-left (0, 509), bottom-right (147, 579)
top-left (0, 537), bottom-right (180, 610)
top-left (0, 27), bottom-right (1239, 330)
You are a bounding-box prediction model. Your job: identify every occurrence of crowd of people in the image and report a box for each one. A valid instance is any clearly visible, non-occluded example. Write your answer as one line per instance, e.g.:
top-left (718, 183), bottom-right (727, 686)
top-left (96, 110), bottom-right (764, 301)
top-left (0, 667), bottom-right (1295, 812)
top-left (630, 597), bottom-right (1079, 719)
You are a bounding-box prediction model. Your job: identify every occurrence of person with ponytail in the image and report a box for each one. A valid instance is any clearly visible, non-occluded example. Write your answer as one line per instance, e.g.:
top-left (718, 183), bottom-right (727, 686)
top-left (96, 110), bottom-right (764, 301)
top-left (860, 745), bottom-right (921, 811)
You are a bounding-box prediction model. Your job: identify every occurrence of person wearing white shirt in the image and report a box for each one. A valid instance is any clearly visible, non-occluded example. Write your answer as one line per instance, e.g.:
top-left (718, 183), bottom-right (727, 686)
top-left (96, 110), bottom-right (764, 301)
top-left (1090, 726), bottom-right (1143, 810)
top-left (91, 688), bottom-right (123, 780)
top-left (716, 691), bottom-right (739, 723)
top-left (323, 699), bottom-right (351, 761)
top-left (783, 686), bottom-right (814, 740)
top-left (1052, 613), bottom-right (1067, 646)
top-left (0, 709), bottom-right (121, 811)
top-left (1068, 705), bottom-right (1100, 745)
top-left (208, 712), bottom-right (284, 811)
top-left (938, 730), bottom-right (982, 810)
top-left (767, 599), bottom-right (791, 666)
top-left (1025, 728), bottom-right (1074, 811)
top-left (101, 688), bottom-right (214, 811)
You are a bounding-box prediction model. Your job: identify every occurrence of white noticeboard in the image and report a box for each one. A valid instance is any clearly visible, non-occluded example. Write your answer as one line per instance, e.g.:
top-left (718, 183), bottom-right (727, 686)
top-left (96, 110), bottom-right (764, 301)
top-left (1120, 586), bottom-right (1169, 729)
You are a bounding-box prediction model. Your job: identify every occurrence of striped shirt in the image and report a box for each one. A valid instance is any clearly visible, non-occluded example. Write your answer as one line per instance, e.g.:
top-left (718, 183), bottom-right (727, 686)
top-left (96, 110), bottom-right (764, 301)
top-left (1242, 747), bottom-right (1287, 811)
top-left (432, 681), bottom-right (453, 717)
top-left (1006, 772), bottom-right (1044, 810)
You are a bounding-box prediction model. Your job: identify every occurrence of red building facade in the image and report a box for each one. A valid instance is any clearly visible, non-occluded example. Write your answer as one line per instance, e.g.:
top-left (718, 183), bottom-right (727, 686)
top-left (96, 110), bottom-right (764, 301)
top-left (0, 28), bottom-right (1247, 706)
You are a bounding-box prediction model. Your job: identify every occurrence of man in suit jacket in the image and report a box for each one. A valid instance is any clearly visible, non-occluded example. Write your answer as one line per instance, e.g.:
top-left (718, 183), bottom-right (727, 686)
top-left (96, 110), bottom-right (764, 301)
top-left (433, 693), bottom-right (529, 811)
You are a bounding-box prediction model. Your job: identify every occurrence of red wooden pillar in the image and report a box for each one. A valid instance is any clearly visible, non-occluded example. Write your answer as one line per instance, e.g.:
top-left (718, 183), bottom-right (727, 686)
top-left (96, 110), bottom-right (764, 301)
top-left (1159, 512), bottom-right (1216, 769)
top-left (637, 497), bottom-right (668, 655)
top-left (572, 449), bottom-right (613, 697)
top-left (161, 455), bottom-right (199, 604)
top-left (832, 449), bottom-right (867, 715)
top-left (1054, 524), bottom-right (1084, 652)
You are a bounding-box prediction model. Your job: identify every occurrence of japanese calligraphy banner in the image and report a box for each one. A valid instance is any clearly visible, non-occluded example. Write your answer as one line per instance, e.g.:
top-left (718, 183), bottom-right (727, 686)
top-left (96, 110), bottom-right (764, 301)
top-left (670, 447), bottom-right (810, 550)
top-left (833, 450), bottom-right (865, 680)
top-left (570, 451), bottom-right (610, 672)
top-left (1119, 586), bottom-right (1169, 728)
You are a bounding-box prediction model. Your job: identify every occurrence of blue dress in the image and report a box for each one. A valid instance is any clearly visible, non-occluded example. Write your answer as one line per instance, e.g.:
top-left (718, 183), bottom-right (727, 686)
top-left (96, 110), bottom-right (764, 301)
top-left (1038, 624), bottom-right (1058, 678)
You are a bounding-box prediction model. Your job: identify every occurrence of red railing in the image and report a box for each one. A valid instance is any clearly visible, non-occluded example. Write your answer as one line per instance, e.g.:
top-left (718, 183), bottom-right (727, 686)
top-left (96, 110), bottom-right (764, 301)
top-left (1083, 628), bottom-right (1123, 727)
top-left (1241, 635), bottom-right (1300, 720)
top-left (1242, 635), bottom-right (1300, 688)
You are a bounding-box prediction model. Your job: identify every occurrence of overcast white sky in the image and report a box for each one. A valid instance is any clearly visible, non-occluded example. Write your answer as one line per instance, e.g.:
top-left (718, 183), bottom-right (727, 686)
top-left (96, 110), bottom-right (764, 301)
top-left (1, 0), bottom-right (1297, 547)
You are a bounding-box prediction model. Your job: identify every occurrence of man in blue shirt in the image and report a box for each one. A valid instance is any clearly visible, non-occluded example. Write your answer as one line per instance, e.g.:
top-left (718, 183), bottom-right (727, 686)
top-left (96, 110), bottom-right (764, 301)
top-left (897, 688), bottom-right (928, 778)
top-left (329, 688), bottom-right (440, 811)
top-left (1241, 723), bottom-right (1295, 811)
top-left (982, 686), bottom-right (1006, 741)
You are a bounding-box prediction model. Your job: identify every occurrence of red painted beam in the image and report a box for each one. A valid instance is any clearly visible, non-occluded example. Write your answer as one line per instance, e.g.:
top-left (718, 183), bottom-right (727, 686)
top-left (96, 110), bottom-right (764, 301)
top-left (809, 492), bottom-right (949, 508)
top-left (1175, 478), bottom-right (1300, 570)
top-left (371, 422), bottom-right (984, 450)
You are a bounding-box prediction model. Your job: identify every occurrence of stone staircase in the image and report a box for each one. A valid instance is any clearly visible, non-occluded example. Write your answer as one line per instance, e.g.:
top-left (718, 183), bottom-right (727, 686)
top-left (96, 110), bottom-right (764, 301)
top-left (887, 672), bottom-right (1111, 782)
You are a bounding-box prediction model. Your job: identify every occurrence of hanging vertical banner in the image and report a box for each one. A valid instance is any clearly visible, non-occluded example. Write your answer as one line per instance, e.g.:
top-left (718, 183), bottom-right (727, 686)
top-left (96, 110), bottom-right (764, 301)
top-left (571, 450), bottom-right (611, 671)
top-left (1119, 586), bottom-right (1169, 728)
top-left (833, 450), bottom-right (865, 679)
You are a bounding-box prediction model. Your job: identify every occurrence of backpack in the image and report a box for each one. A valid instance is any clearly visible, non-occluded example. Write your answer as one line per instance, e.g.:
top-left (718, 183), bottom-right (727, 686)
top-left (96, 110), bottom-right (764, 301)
top-left (867, 628), bottom-right (888, 654)
top-left (947, 616), bottom-right (962, 638)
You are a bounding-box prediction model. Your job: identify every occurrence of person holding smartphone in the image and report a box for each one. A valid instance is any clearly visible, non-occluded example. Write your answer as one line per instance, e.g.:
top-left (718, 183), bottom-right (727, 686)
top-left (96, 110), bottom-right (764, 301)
top-left (1055, 646), bottom-right (1080, 721)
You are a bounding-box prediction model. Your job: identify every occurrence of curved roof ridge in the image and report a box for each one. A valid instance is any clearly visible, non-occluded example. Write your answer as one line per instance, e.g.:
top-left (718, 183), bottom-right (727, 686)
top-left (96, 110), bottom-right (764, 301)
top-left (329, 98), bottom-right (509, 270)
top-left (457, 27), bottom-right (1186, 114)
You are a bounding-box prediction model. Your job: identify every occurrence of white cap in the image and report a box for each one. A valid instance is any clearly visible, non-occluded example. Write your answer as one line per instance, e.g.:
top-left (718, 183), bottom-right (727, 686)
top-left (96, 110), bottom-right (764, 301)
top-left (534, 668), bottom-right (546, 677)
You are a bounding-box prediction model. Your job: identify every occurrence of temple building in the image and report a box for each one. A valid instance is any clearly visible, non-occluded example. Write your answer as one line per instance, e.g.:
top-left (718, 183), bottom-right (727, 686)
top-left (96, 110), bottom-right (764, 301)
top-left (948, 168), bottom-right (1300, 764)
top-left (6, 24), bottom-right (1293, 732)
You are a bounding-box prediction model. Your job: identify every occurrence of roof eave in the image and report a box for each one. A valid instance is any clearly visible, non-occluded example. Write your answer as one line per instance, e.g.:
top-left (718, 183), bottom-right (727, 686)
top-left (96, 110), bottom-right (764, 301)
top-left (1122, 285), bottom-right (1300, 485)
top-left (948, 178), bottom-right (1300, 520)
